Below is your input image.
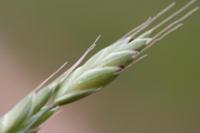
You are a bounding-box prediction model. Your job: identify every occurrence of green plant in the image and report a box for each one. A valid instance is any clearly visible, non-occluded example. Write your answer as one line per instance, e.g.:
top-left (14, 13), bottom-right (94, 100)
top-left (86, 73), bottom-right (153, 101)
top-left (0, 0), bottom-right (198, 133)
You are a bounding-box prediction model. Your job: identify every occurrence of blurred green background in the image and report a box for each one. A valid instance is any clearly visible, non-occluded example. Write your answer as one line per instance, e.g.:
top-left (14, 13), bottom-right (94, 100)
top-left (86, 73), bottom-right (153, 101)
top-left (0, 0), bottom-right (199, 133)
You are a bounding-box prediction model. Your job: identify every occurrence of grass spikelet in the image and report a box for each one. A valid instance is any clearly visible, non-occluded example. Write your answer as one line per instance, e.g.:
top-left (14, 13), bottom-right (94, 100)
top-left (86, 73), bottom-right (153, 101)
top-left (0, 1), bottom-right (198, 132)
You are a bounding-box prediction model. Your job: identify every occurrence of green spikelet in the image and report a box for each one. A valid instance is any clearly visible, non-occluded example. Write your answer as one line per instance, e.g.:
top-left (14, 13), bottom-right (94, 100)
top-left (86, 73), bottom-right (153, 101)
top-left (0, 0), bottom-right (198, 132)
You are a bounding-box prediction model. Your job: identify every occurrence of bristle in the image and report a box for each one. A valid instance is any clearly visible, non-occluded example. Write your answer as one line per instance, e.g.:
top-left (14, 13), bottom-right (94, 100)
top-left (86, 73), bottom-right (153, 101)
top-left (59, 35), bottom-right (101, 82)
top-left (150, 0), bottom-right (197, 32)
top-left (34, 61), bottom-right (68, 92)
top-left (150, 6), bottom-right (199, 45)
top-left (123, 1), bottom-right (176, 40)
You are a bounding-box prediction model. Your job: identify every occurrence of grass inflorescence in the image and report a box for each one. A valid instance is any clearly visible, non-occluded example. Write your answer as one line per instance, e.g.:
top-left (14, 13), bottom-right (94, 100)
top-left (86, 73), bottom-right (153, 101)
top-left (0, 0), bottom-right (198, 133)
